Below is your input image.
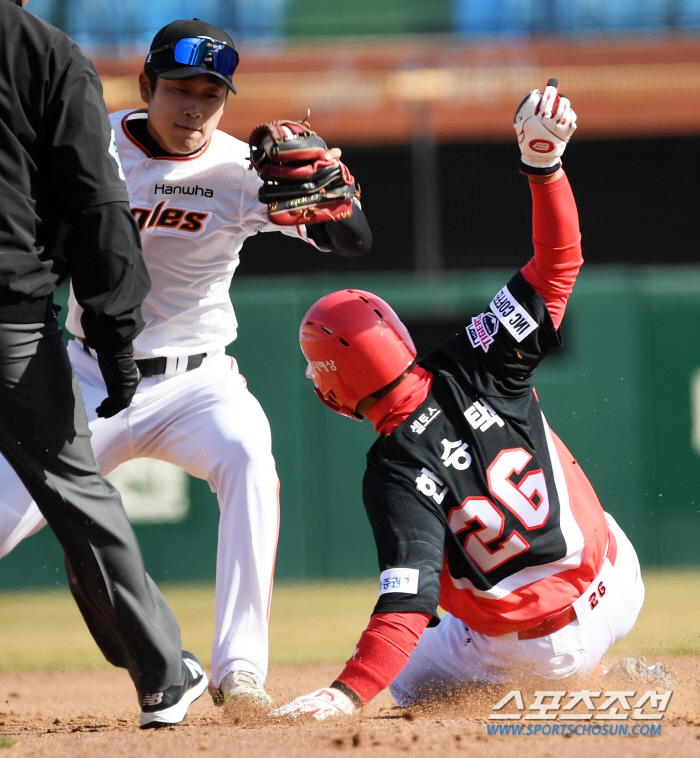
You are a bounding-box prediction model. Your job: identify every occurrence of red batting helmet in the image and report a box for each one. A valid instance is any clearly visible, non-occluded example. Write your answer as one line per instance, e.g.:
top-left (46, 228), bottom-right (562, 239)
top-left (299, 289), bottom-right (417, 420)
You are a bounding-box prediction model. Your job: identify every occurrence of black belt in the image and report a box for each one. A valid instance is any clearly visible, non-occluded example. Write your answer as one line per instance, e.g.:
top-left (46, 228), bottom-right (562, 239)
top-left (79, 338), bottom-right (206, 377)
top-left (136, 353), bottom-right (206, 377)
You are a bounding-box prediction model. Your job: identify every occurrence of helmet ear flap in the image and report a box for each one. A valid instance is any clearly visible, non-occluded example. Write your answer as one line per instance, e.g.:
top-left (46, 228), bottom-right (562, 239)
top-left (313, 386), bottom-right (362, 421)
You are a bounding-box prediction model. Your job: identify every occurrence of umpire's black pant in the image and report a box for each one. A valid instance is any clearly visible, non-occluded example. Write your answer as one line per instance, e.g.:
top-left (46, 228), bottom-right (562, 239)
top-left (0, 319), bottom-right (183, 695)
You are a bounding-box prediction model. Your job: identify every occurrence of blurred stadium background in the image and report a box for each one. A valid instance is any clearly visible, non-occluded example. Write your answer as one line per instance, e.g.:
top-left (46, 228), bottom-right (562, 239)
top-left (3, 0), bottom-right (700, 591)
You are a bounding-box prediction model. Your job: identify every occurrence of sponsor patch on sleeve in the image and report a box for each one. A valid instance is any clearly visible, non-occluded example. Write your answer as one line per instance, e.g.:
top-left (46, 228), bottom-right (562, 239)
top-left (467, 311), bottom-right (499, 352)
top-left (378, 568), bottom-right (419, 595)
top-left (403, 402), bottom-right (442, 442)
top-left (489, 285), bottom-right (538, 342)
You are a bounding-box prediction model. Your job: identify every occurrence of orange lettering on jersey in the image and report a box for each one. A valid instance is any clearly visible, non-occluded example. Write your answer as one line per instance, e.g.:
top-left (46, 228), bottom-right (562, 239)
top-left (156, 208), bottom-right (185, 228)
top-left (180, 211), bottom-right (208, 232)
top-left (147, 201), bottom-right (165, 228)
top-left (132, 204), bottom-right (209, 233)
top-left (131, 207), bottom-right (151, 231)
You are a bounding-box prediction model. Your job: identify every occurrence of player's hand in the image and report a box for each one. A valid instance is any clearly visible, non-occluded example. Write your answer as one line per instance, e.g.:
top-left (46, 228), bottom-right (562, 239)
top-left (95, 349), bottom-right (141, 418)
top-left (514, 78), bottom-right (577, 175)
top-left (272, 687), bottom-right (359, 720)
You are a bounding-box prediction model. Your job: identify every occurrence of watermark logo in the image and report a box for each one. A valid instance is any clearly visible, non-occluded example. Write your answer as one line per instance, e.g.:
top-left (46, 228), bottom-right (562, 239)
top-left (486, 722), bottom-right (663, 736)
top-left (486, 689), bottom-right (671, 735)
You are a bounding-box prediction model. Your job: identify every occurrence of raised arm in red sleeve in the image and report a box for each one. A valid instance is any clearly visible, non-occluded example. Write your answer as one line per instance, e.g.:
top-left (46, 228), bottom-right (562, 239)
top-left (333, 612), bottom-right (431, 704)
top-left (520, 171), bottom-right (583, 329)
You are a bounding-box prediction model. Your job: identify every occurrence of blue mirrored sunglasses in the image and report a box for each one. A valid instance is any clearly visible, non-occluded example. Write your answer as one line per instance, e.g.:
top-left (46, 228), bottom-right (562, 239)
top-left (149, 36), bottom-right (239, 77)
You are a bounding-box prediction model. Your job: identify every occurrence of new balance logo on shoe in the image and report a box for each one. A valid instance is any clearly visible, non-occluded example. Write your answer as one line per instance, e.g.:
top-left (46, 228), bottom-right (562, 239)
top-left (184, 657), bottom-right (204, 679)
top-left (139, 651), bottom-right (208, 729)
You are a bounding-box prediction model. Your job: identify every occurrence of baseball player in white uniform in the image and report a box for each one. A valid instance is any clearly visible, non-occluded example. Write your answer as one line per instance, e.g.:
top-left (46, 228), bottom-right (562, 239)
top-left (0, 18), bottom-right (371, 708)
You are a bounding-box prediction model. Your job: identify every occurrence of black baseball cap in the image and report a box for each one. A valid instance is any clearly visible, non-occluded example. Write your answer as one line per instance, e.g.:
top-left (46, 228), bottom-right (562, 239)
top-left (144, 18), bottom-right (239, 94)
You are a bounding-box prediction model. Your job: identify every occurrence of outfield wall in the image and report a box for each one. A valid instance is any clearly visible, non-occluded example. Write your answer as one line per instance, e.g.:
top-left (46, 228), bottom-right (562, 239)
top-left (1, 265), bottom-right (699, 589)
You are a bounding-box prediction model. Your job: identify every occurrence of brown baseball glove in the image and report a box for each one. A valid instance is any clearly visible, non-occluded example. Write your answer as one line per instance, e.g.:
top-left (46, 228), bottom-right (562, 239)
top-left (248, 117), bottom-right (359, 226)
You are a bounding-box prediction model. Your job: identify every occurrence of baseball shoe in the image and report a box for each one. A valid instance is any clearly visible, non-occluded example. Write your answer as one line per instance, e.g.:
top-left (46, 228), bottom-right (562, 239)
top-left (209, 670), bottom-right (273, 709)
top-left (140, 651), bottom-right (208, 729)
top-left (609, 657), bottom-right (677, 687)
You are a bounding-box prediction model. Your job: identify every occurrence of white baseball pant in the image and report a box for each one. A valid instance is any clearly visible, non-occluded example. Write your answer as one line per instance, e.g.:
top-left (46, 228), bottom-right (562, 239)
top-left (390, 513), bottom-right (644, 705)
top-left (0, 339), bottom-right (280, 688)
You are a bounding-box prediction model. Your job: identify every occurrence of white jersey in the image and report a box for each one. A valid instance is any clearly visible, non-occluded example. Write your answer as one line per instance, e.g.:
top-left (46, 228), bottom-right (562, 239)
top-left (66, 109), bottom-right (313, 359)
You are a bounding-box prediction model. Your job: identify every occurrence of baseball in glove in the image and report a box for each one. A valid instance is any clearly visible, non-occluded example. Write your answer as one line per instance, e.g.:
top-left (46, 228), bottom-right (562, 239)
top-left (248, 115), bottom-right (360, 226)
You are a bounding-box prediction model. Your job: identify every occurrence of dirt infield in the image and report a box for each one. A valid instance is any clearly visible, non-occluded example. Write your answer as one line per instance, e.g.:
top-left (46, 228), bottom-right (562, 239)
top-left (1, 656), bottom-right (698, 757)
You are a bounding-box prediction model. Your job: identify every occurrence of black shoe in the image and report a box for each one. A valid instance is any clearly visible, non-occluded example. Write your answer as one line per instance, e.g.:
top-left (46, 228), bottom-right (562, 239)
top-left (140, 651), bottom-right (208, 729)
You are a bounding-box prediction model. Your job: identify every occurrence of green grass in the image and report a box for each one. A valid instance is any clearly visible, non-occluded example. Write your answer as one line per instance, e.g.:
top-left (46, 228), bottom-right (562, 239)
top-left (608, 569), bottom-right (700, 657)
top-left (268, 580), bottom-right (379, 664)
top-left (0, 572), bottom-right (697, 672)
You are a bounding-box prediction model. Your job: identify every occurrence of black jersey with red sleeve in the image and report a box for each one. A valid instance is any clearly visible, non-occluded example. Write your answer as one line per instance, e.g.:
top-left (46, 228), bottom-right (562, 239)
top-left (363, 271), bottom-right (609, 636)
